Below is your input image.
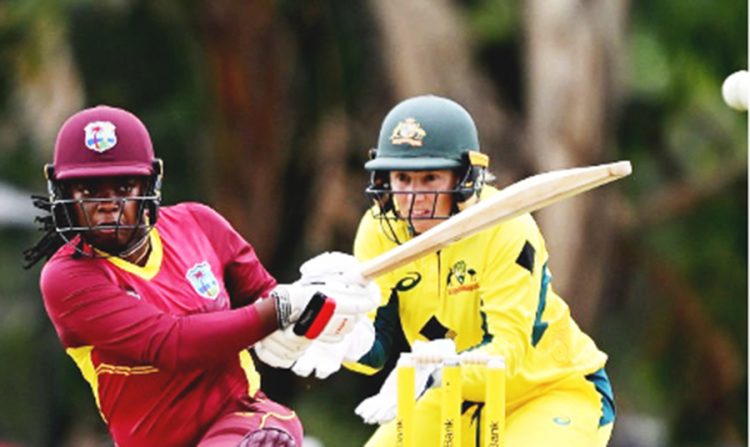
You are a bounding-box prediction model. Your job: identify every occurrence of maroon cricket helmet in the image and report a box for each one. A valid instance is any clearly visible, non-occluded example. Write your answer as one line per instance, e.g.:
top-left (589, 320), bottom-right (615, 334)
top-left (52, 105), bottom-right (156, 180)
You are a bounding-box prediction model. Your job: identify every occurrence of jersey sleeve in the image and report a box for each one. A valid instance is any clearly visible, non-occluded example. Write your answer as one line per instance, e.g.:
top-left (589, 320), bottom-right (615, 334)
top-left (187, 203), bottom-right (276, 307)
top-left (41, 257), bottom-right (274, 371)
top-left (459, 215), bottom-right (548, 400)
top-left (346, 211), bottom-right (399, 375)
top-left (353, 210), bottom-right (394, 308)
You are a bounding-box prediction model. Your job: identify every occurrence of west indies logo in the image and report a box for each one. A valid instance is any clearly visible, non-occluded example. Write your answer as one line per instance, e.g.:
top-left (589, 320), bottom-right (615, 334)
top-left (84, 121), bottom-right (117, 152)
top-left (186, 261), bottom-right (220, 299)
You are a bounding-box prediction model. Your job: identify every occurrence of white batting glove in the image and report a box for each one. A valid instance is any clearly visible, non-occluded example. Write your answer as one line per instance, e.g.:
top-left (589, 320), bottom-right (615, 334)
top-left (299, 251), bottom-right (369, 287)
top-left (298, 252), bottom-right (381, 343)
top-left (308, 280), bottom-right (380, 343)
top-left (291, 317), bottom-right (375, 379)
top-left (354, 339), bottom-right (456, 425)
top-left (254, 326), bottom-right (313, 369)
top-left (270, 283), bottom-right (334, 332)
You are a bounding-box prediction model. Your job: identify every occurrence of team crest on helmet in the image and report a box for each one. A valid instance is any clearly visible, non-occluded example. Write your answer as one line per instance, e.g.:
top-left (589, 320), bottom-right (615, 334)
top-left (186, 261), bottom-right (220, 299)
top-left (83, 121), bottom-right (117, 153)
top-left (390, 117), bottom-right (427, 147)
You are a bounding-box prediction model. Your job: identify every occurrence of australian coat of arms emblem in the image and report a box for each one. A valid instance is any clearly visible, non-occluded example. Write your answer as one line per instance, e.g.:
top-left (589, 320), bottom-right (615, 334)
top-left (390, 117), bottom-right (427, 147)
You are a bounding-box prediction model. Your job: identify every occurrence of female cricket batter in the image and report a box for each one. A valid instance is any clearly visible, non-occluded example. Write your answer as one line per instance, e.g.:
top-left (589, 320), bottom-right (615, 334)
top-left (23, 105), bottom-right (377, 447)
top-left (352, 95), bottom-right (616, 446)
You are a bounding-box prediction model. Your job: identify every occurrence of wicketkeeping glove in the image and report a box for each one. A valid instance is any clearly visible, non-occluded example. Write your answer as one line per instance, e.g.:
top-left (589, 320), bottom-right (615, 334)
top-left (354, 339), bottom-right (456, 425)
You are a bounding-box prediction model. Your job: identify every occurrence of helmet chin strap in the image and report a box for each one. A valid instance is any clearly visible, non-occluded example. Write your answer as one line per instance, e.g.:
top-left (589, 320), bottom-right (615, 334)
top-left (116, 203), bottom-right (152, 259)
top-left (79, 226), bottom-right (152, 260)
top-left (117, 231), bottom-right (150, 258)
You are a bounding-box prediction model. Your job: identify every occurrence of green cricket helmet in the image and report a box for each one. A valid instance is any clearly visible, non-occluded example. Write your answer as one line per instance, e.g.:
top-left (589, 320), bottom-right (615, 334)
top-left (366, 95), bottom-right (481, 171)
top-left (365, 95), bottom-right (489, 229)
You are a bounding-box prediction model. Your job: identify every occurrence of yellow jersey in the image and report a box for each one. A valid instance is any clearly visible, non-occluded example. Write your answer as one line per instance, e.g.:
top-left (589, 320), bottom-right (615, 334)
top-left (349, 186), bottom-right (608, 408)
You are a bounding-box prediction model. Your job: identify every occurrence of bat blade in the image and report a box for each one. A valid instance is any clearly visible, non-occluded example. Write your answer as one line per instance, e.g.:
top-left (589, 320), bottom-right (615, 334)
top-left (359, 160), bottom-right (632, 279)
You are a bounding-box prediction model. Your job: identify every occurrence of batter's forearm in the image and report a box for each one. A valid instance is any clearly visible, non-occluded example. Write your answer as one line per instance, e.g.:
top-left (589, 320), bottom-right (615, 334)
top-left (157, 300), bottom-right (278, 370)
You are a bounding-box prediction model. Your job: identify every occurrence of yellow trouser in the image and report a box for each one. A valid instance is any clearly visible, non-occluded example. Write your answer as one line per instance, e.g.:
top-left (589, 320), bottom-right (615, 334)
top-left (364, 374), bottom-right (613, 447)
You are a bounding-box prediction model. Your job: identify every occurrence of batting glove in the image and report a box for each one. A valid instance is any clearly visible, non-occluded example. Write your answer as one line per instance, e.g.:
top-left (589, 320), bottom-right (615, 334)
top-left (298, 252), bottom-right (381, 343)
top-left (254, 327), bottom-right (313, 369)
top-left (270, 284), bottom-right (336, 340)
top-left (299, 251), bottom-right (369, 287)
top-left (291, 316), bottom-right (375, 379)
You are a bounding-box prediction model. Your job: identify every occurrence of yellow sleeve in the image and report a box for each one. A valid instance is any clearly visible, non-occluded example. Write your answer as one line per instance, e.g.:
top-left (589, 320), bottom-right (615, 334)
top-left (344, 211), bottom-right (398, 375)
top-left (353, 210), bottom-right (393, 309)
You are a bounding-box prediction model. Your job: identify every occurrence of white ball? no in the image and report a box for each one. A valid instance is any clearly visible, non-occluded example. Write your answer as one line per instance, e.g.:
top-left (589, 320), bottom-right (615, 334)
top-left (721, 70), bottom-right (749, 111)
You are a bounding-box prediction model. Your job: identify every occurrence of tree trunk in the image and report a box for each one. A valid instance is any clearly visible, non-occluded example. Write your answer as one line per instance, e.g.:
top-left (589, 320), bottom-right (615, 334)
top-left (524, 0), bottom-right (629, 328)
top-left (195, 0), bottom-right (292, 263)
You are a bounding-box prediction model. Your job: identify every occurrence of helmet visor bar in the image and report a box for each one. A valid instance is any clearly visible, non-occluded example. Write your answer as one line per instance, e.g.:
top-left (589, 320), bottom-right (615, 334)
top-left (50, 195), bottom-right (157, 233)
top-left (365, 187), bottom-right (473, 221)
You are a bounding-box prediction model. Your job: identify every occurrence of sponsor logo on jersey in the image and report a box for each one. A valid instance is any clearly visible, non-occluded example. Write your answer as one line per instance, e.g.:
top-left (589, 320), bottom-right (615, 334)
top-left (390, 117), bottom-right (427, 147)
top-left (186, 261), bottom-right (220, 299)
top-left (395, 272), bottom-right (422, 292)
top-left (84, 121), bottom-right (118, 152)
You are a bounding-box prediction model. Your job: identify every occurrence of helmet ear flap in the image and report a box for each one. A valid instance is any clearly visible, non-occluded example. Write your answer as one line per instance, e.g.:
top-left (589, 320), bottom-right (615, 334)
top-left (44, 163), bottom-right (56, 197)
top-left (151, 158), bottom-right (164, 195)
top-left (368, 170), bottom-right (391, 208)
top-left (147, 158), bottom-right (164, 225)
top-left (43, 163), bottom-right (76, 230)
top-left (43, 163), bottom-right (55, 181)
top-left (366, 148), bottom-right (393, 209)
top-left (455, 151), bottom-right (488, 203)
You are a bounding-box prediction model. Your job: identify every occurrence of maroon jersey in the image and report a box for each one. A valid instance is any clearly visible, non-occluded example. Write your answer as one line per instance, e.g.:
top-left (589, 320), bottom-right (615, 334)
top-left (40, 202), bottom-right (278, 446)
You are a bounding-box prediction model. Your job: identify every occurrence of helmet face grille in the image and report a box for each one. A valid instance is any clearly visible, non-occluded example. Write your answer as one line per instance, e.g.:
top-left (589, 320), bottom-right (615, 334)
top-left (51, 196), bottom-right (158, 232)
top-left (365, 165), bottom-right (485, 242)
top-left (49, 195), bottom-right (159, 257)
top-left (45, 164), bottom-right (162, 258)
top-left (365, 153), bottom-right (486, 224)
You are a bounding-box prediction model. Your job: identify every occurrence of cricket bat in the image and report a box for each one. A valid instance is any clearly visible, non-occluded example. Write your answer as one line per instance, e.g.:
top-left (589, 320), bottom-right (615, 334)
top-left (358, 160), bottom-right (632, 279)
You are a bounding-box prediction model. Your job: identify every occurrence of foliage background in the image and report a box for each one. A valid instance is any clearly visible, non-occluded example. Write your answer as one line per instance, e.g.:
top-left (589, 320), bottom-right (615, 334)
top-left (0, 1), bottom-right (745, 446)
